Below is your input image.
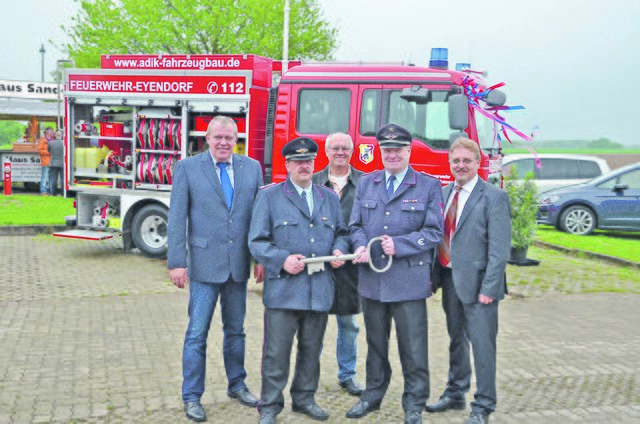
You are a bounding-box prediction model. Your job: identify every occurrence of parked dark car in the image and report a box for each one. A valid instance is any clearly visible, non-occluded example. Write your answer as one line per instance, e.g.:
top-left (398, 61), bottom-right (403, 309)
top-left (537, 162), bottom-right (640, 235)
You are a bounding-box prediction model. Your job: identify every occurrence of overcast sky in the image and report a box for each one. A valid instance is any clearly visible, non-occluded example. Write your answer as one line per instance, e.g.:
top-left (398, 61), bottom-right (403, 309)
top-left (2, 0), bottom-right (638, 145)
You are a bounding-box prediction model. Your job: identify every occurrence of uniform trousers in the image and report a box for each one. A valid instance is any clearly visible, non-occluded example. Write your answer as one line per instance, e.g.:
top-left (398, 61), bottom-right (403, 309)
top-left (440, 268), bottom-right (499, 415)
top-left (360, 297), bottom-right (429, 412)
top-left (259, 308), bottom-right (328, 415)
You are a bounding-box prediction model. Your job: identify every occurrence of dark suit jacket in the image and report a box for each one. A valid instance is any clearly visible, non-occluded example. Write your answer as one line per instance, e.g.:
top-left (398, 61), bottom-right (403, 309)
top-left (312, 166), bottom-right (363, 315)
top-left (167, 152), bottom-right (263, 283)
top-left (432, 178), bottom-right (511, 303)
top-left (249, 179), bottom-right (350, 312)
top-left (349, 167), bottom-right (444, 302)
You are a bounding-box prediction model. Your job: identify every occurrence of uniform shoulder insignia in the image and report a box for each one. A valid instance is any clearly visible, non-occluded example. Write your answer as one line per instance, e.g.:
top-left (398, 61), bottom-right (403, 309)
top-left (259, 182), bottom-right (277, 190)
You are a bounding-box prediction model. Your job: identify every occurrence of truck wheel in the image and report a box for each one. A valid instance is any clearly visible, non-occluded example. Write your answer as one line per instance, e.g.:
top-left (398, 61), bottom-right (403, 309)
top-left (132, 204), bottom-right (169, 258)
top-left (559, 205), bottom-right (596, 235)
top-left (24, 182), bottom-right (40, 192)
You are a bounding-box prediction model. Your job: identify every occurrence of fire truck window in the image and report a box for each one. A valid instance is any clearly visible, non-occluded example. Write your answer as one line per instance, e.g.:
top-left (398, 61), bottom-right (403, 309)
top-left (360, 90), bottom-right (381, 136)
top-left (388, 90), bottom-right (453, 150)
top-left (475, 111), bottom-right (500, 150)
top-left (297, 89), bottom-right (350, 134)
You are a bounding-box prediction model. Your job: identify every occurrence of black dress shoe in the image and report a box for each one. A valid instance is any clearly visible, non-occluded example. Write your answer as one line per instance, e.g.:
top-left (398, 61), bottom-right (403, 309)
top-left (292, 402), bottom-right (329, 421)
top-left (346, 400), bottom-right (381, 419)
top-left (425, 395), bottom-right (466, 413)
top-left (228, 387), bottom-right (259, 407)
top-left (184, 401), bottom-right (207, 422)
top-left (258, 411), bottom-right (277, 424)
top-left (465, 412), bottom-right (490, 424)
top-left (339, 378), bottom-right (364, 396)
top-left (404, 410), bottom-right (422, 424)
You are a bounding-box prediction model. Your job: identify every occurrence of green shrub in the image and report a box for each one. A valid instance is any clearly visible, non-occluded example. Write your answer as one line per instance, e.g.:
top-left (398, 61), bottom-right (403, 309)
top-left (504, 167), bottom-right (539, 249)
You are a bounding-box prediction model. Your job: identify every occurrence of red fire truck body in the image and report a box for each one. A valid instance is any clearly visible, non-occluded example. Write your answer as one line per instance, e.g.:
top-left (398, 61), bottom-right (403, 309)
top-left (56, 53), bottom-right (506, 258)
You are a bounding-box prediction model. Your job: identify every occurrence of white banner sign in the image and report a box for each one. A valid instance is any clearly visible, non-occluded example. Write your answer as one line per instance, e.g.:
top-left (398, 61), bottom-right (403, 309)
top-left (1, 152), bottom-right (42, 182)
top-left (0, 80), bottom-right (61, 100)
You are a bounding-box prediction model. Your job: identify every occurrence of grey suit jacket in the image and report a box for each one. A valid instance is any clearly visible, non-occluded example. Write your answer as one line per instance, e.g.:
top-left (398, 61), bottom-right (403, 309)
top-left (349, 167), bottom-right (444, 302)
top-left (435, 178), bottom-right (512, 303)
top-left (249, 179), bottom-right (350, 312)
top-left (167, 152), bottom-right (263, 283)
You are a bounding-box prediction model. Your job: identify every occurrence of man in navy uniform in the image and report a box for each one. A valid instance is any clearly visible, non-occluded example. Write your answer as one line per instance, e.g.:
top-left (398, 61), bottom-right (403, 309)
top-left (346, 124), bottom-right (444, 424)
top-left (426, 138), bottom-right (511, 424)
top-left (249, 137), bottom-right (350, 424)
top-left (312, 132), bottom-right (364, 397)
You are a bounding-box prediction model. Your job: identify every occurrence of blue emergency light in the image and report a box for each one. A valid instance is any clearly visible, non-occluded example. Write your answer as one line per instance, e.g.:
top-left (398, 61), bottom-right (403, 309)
top-left (429, 48), bottom-right (448, 69)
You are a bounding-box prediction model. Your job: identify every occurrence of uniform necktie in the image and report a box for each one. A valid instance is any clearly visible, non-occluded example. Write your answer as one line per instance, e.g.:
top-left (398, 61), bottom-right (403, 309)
top-left (301, 190), bottom-right (312, 215)
top-left (218, 162), bottom-right (233, 209)
top-left (387, 175), bottom-right (396, 198)
top-left (438, 185), bottom-right (462, 267)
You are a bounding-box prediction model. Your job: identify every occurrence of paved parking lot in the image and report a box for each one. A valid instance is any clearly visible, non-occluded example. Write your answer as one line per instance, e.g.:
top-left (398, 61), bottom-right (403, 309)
top-left (0, 234), bottom-right (638, 423)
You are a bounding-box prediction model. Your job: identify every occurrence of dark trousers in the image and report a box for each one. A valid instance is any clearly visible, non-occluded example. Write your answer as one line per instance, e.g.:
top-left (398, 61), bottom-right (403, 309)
top-left (360, 297), bottom-right (429, 412)
top-left (440, 268), bottom-right (499, 415)
top-left (49, 166), bottom-right (62, 195)
top-left (258, 308), bottom-right (328, 415)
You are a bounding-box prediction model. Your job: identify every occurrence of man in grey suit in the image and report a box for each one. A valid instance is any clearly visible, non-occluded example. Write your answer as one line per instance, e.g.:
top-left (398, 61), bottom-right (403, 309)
top-left (346, 124), bottom-right (444, 424)
top-left (426, 138), bottom-right (511, 424)
top-left (249, 137), bottom-right (350, 424)
top-left (168, 116), bottom-right (264, 422)
top-left (312, 132), bottom-right (364, 397)
top-left (47, 130), bottom-right (65, 196)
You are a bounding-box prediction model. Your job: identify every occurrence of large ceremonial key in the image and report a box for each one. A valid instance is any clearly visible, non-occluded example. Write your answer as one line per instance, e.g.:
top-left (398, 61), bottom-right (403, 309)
top-left (300, 236), bottom-right (392, 275)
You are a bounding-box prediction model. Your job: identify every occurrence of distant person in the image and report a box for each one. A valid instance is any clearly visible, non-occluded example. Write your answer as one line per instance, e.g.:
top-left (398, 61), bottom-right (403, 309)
top-left (48, 130), bottom-right (64, 196)
top-left (168, 116), bottom-right (264, 423)
top-left (426, 138), bottom-right (511, 424)
top-left (249, 137), bottom-right (349, 424)
top-left (312, 132), bottom-right (364, 396)
top-left (346, 124), bottom-right (443, 424)
top-left (38, 127), bottom-right (54, 195)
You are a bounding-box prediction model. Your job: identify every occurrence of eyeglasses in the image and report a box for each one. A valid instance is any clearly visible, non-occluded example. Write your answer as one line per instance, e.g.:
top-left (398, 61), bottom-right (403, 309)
top-left (450, 158), bottom-right (478, 165)
top-left (327, 147), bottom-right (353, 153)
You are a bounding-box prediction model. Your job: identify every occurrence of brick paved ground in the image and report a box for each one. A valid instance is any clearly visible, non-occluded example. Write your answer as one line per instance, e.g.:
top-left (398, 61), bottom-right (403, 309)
top-left (0, 235), bottom-right (638, 423)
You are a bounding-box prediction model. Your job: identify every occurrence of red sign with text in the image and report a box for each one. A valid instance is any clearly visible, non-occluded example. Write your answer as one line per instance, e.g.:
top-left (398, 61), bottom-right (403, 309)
top-left (101, 55), bottom-right (253, 70)
top-left (67, 74), bottom-right (247, 95)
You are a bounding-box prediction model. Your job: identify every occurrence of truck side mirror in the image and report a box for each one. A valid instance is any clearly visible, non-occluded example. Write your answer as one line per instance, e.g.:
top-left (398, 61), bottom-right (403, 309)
top-left (400, 86), bottom-right (429, 104)
top-left (485, 89), bottom-right (506, 107)
top-left (449, 94), bottom-right (468, 130)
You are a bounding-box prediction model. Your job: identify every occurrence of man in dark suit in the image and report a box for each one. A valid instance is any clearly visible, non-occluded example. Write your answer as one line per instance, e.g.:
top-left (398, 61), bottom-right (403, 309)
top-left (426, 138), bottom-right (511, 424)
top-left (168, 116), bottom-right (264, 422)
top-left (346, 124), bottom-right (444, 424)
top-left (249, 137), bottom-right (350, 424)
top-left (312, 132), bottom-right (364, 397)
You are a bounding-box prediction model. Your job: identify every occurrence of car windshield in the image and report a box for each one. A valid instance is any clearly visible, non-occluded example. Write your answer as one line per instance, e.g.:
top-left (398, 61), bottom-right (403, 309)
top-left (589, 164), bottom-right (639, 186)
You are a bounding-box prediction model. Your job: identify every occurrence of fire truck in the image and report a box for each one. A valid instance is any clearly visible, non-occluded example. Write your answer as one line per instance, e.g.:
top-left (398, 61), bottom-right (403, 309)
top-left (55, 49), bottom-right (511, 258)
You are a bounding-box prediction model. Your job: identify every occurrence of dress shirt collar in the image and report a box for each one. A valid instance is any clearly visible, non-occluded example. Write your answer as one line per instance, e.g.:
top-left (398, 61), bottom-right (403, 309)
top-left (385, 166), bottom-right (409, 186)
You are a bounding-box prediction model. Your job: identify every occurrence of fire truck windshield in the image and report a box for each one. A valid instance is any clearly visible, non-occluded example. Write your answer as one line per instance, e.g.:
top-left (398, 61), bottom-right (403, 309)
top-left (359, 89), bottom-right (455, 151)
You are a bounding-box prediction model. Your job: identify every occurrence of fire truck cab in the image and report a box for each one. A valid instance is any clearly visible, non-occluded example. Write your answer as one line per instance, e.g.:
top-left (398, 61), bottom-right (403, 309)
top-left (56, 50), bottom-right (508, 258)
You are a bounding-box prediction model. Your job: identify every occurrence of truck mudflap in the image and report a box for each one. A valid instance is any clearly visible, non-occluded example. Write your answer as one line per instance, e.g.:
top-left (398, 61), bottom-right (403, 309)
top-left (53, 229), bottom-right (119, 241)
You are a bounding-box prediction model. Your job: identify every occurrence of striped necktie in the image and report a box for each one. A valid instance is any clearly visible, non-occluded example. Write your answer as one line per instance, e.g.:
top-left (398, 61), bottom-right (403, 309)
top-left (438, 185), bottom-right (462, 267)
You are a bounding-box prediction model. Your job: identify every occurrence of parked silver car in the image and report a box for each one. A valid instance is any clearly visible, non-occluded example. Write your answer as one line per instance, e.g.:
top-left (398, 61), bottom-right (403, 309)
top-left (503, 154), bottom-right (610, 193)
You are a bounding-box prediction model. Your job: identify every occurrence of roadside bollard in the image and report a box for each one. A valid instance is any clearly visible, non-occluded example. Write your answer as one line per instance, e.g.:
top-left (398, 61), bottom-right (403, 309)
top-left (3, 161), bottom-right (11, 196)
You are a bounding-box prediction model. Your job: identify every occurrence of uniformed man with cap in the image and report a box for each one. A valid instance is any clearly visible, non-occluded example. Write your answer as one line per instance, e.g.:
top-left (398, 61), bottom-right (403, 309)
top-left (249, 137), bottom-right (350, 424)
top-left (346, 124), bottom-right (444, 424)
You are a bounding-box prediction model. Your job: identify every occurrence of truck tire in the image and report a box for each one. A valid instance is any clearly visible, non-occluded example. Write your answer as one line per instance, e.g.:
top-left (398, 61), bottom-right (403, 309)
top-left (559, 205), bottom-right (596, 235)
top-left (132, 204), bottom-right (169, 258)
top-left (24, 182), bottom-right (40, 192)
